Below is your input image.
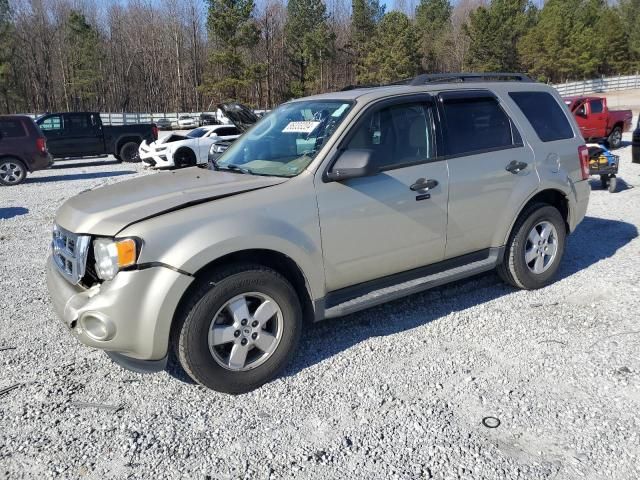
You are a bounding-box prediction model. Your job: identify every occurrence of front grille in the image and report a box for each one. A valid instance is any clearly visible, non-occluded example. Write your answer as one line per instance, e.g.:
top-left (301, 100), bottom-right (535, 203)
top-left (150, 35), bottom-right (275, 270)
top-left (52, 225), bottom-right (91, 285)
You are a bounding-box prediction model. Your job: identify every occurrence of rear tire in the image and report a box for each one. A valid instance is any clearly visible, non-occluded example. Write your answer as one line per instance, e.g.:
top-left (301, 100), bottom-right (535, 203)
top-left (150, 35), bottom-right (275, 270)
top-left (0, 158), bottom-right (27, 186)
top-left (173, 264), bottom-right (302, 394)
top-left (607, 126), bottom-right (623, 149)
top-left (119, 141), bottom-right (140, 163)
top-left (497, 203), bottom-right (566, 290)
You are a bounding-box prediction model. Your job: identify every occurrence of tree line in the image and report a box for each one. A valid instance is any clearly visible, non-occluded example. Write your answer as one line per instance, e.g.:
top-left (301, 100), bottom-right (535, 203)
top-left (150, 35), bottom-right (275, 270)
top-left (1, 0), bottom-right (639, 115)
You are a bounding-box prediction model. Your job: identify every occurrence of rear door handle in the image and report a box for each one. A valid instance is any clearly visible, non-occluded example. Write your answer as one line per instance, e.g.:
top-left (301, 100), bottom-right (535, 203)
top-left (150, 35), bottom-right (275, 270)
top-left (410, 178), bottom-right (438, 191)
top-left (506, 160), bottom-right (528, 174)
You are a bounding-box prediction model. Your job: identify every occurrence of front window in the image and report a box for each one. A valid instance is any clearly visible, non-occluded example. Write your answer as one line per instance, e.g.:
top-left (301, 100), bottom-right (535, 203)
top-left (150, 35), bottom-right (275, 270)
top-left (215, 100), bottom-right (353, 177)
top-left (187, 127), bottom-right (208, 138)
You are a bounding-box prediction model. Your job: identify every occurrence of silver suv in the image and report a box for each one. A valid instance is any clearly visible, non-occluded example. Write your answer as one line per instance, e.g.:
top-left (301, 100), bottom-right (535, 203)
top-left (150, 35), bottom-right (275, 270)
top-left (47, 74), bottom-right (591, 394)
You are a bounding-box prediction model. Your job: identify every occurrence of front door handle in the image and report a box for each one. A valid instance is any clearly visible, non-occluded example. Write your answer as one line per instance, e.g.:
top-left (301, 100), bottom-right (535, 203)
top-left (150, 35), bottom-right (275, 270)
top-left (506, 160), bottom-right (528, 174)
top-left (410, 178), bottom-right (438, 191)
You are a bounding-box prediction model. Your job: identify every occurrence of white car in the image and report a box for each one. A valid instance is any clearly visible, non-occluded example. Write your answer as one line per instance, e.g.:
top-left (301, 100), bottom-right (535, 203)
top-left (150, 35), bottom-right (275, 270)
top-left (177, 115), bottom-right (198, 129)
top-left (138, 125), bottom-right (241, 169)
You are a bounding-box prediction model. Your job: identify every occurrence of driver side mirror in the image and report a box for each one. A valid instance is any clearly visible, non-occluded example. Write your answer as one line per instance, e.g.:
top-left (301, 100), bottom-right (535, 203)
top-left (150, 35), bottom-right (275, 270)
top-left (326, 149), bottom-right (378, 181)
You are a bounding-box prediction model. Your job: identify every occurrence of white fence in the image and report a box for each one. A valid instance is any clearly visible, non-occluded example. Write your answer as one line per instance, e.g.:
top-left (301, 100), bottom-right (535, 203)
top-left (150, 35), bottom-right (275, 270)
top-left (552, 74), bottom-right (640, 96)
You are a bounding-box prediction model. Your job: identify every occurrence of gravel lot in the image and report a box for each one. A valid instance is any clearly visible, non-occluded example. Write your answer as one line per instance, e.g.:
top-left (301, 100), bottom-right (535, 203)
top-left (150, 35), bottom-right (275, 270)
top-left (1, 124), bottom-right (639, 480)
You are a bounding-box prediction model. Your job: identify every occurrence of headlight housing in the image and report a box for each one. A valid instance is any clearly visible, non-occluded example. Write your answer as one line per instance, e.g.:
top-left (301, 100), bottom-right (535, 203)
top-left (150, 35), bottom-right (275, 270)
top-left (209, 143), bottom-right (227, 154)
top-left (93, 238), bottom-right (139, 281)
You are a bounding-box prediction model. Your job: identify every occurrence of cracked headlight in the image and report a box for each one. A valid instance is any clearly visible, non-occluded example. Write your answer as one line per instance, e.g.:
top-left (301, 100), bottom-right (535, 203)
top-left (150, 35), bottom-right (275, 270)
top-left (93, 238), bottom-right (139, 281)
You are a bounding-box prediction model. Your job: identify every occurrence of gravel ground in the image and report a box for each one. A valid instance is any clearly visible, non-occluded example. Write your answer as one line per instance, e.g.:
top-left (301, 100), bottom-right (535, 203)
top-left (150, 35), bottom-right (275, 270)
top-left (1, 126), bottom-right (640, 480)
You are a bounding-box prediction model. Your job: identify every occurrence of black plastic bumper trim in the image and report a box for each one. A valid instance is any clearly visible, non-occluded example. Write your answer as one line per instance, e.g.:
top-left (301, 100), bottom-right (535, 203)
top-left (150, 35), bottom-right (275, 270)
top-left (106, 351), bottom-right (167, 374)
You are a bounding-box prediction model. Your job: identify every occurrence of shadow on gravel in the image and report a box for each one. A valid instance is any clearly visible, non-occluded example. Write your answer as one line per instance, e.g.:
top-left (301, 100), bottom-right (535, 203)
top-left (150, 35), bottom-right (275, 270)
top-left (559, 216), bottom-right (638, 279)
top-left (588, 177), bottom-right (635, 192)
top-left (50, 158), bottom-right (118, 169)
top-left (25, 170), bottom-right (135, 183)
top-left (285, 216), bottom-right (637, 378)
top-left (0, 206), bottom-right (28, 219)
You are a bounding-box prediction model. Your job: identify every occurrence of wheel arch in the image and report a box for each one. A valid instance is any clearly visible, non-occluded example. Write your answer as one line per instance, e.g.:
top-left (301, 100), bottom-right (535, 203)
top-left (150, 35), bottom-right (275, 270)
top-left (504, 189), bottom-right (570, 245)
top-left (171, 248), bottom-right (315, 336)
top-left (115, 135), bottom-right (142, 153)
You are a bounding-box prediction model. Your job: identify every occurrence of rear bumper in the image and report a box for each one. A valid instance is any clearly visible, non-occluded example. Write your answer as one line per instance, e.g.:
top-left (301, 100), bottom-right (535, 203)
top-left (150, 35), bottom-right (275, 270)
top-left (28, 152), bottom-right (54, 172)
top-left (570, 179), bottom-right (590, 232)
top-left (46, 255), bottom-right (193, 363)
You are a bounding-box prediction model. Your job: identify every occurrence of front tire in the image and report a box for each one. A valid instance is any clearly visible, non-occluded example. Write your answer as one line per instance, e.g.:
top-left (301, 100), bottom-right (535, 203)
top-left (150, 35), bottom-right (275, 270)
top-left (498, 204), bottom-right (566, 290)
top-left (0, 158), bottom-right (27, 186)
top-left (174, 264), bottom-right (302, 394)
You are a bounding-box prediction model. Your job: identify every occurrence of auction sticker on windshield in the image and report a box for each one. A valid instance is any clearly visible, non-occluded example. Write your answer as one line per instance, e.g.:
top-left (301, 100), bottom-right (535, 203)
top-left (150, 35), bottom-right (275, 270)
top-left (282, 121), bottom-right (321, 133)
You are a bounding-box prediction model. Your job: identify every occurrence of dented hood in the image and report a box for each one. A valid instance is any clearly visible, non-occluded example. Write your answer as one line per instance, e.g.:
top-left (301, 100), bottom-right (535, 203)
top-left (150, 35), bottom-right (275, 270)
top-left (56, 168), bottom-right (287, 236)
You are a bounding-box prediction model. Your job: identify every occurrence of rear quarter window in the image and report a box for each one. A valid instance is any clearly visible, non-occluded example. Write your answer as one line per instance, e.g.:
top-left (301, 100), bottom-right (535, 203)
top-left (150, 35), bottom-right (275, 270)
top-left (0, 119), bottom-right (27, 138)
top-left (509, 91), bottom-right (574, 142)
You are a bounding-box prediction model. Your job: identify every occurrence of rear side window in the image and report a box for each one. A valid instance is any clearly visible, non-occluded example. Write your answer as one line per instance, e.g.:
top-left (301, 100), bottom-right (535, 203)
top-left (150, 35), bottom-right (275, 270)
top-left (0, 119), bottom-right (26, 138)
top-left (66, 114), bottom-right (91, 131)
top-left (440, 96), bottom-right (520, 156)
top-left (509, 91), bottom-right (574, 142)
top-left (590, 99), bottom-right (603, 114)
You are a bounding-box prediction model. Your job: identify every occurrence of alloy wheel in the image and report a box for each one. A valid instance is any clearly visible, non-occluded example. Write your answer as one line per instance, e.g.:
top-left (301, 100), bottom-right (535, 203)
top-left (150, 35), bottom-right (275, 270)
top-left (208, 292), bottom-right (283, 371)
top-left (525, 221), bottom-right (559, 274)
top-left (0, 162), bottom-right (25, 185)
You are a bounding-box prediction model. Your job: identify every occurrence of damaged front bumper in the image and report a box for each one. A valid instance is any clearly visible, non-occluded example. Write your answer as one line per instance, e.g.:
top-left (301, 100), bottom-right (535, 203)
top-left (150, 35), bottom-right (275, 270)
top-left (46, 255), bottom-right (193, 373)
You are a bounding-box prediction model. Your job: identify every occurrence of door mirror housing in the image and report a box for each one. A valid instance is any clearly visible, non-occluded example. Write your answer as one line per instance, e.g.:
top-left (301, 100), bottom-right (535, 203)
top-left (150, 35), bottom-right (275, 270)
top-left (326, 149), bottom-right (377, 181)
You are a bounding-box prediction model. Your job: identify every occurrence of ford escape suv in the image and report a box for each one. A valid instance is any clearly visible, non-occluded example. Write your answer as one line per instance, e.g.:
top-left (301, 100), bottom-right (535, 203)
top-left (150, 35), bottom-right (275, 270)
top-left (47, 73), bottom-right (591, 394)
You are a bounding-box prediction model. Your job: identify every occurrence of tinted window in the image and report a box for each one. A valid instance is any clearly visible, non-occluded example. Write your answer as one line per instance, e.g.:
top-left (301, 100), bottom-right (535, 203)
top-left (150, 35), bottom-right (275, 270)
top-left (590, 99), bottom-right (603, 114)
top-left (0, 119), bottom-right (26, 138)
top-left (510, 92), bottom-right (574, 142)
top-left (441, 97), bottom-right (517, 156)
top-left (40, 115), bottom-right (63, 131)
top-left (66, 114), bottom-right (93, 132)
top-left (217, 127), bottom-right (239, 136)
top-left (347, 102), bottom-right (435, 170)
top-left (187, 128), bottom-right (208, 138)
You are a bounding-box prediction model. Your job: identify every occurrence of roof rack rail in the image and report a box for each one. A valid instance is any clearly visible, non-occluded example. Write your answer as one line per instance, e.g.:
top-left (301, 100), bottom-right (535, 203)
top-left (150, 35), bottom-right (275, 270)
top-left (340, 73), bottom-right (534, 91)
top-left (399, 72), bottom-right (534, 85)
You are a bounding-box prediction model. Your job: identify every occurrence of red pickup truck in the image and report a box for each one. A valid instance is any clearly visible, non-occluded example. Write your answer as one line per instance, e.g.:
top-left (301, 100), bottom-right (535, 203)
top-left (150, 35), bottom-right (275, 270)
top-left (564, 96), bottom-right (633, 149)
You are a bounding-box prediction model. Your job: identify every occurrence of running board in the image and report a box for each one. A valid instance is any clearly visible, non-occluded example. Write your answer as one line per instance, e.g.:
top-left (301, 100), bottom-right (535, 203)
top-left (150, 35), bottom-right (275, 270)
top-left (322, 248), bottom-right (501, 319)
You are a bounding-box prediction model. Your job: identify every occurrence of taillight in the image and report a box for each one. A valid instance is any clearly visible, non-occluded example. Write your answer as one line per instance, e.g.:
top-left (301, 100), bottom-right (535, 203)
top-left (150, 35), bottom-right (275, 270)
top-left (36, 137), bottom-right (47, 154)
top-left (578, 145), bottom-right (590, 180)
top-left (152, 125), bottom-right (158, 140)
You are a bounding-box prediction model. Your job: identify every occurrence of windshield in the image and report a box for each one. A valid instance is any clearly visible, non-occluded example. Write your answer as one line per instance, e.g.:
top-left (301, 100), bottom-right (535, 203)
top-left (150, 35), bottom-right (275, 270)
top-left (187, 127), bottom-right (208, 138)
top-left (215, 100), bottom-right (353, 177)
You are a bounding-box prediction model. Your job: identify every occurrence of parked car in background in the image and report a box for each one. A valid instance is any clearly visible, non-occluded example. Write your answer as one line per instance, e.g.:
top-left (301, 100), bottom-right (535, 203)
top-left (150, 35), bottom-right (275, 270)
top-left (208, 103), bottom-right (259, 165)
top-left (564, 96), bottom-right (633, 149)
top-left (47, 74), bottom-right (591, 394)
top-left (139, 124), bottom-right (241, 168)
top-left (200, 113), bottom-right (219, 126)
top-left (632, 116), bottom-right (640, 164)
top-left (155, 118), bottom-right (173, 130)
top-left (36, 112), bottom-right (157, 163)
top-left (177, 115), bottom-right (198, 129)
top-left (0, 115), bottom-right (52, 186)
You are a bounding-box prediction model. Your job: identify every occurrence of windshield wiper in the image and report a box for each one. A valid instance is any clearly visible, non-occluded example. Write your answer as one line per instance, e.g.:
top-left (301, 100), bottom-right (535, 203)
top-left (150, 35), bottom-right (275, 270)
top-left (220, 164), bottom-right (253, 175)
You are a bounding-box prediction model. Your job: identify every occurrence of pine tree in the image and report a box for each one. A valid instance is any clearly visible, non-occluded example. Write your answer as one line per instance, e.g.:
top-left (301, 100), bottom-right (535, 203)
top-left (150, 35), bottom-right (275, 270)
top-left (351, 0), bottom-right (385, 69)
top-left (359, 11), bottom-right (420, 84)
top-left (285, 0), bottom-right (334, 97)
top-left (620, 0), bottom-right (640, 71)
top-left (415, 0), bottom-right (452, 72)
top-left (465, 0), bottom-right (536, 72)
top-left (65, 11), bottom-right (102, 110)
top-left (204, 0), bottom-right (260, 102)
